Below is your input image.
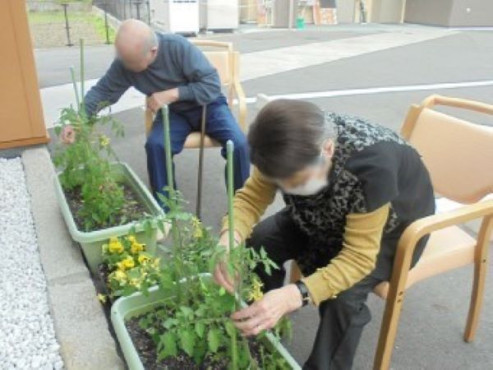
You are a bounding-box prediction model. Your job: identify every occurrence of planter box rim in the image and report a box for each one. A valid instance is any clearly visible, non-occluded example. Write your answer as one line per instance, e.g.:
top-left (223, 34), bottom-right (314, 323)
top-left (111, 274), bottom-right (301, 370)
top-left (54, 161), bottom-right (164, 243)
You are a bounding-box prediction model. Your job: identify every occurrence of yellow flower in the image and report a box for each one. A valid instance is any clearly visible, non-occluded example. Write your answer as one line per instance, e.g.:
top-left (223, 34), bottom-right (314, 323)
top-left (130, 242), bottom-right (145, 255)
top-left (247, 277), bottom-right (264, 302)
top-left (108, 239), bottom-right (124, 254)
top-left (111, 269), bottom-right (127, 284)
top-left (191, 216), bottom-right (204, 239)
top-left (123, 256), bottom-right (135, 269)
top-left (97, 293), bottom-right (107, 303)
top-left (126, 235), bottom-right (137, 244)
top-left (99, 135), bottom-right (110, 148)
top-left (109, 237), bottom-right (119, 243)
top-left (117, 256), bottom-right (135, 271)
top-left (129, 278), bottom-right (141, 289)
top-left (138, 254), bottom-right (151, 265)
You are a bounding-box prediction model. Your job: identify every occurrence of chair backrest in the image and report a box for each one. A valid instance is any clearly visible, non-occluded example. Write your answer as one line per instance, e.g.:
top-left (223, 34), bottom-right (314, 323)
top-left (191, 40), bottom-right (235, 101)
top-left (401, 95), bottom-right (493, 204)
top-left (144, 40), bottom-right (242, 136)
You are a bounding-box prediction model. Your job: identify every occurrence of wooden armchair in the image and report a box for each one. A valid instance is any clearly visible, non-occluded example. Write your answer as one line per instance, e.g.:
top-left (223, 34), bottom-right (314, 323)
top-left (288, 95), bottom-right (493, 369)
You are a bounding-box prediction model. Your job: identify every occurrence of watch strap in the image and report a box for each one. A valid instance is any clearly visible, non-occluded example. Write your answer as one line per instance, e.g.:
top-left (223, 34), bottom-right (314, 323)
top-left (294, 280), bottom-right (311, 306)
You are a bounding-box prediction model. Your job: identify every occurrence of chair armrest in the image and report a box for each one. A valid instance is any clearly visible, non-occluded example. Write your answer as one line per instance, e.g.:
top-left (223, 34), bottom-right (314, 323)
top-left (422, 94), bottom-right (493, 116)
top-left (389, 199), bottom-right (493, 294)
top-left (399, 199), bottom-right (493, 254)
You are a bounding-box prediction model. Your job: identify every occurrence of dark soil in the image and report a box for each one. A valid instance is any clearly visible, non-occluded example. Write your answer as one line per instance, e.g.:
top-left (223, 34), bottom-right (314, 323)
top-left (126, 316), bottom-right (264, 370)
top-left (65, 183), bottom-right (148, 232)
top-left (97, 264), bottom-right (115, 303)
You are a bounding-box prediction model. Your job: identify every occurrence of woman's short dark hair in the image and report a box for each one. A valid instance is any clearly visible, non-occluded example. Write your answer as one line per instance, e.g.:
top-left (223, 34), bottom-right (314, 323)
top-left (248, 99), bottom-right (335, 179)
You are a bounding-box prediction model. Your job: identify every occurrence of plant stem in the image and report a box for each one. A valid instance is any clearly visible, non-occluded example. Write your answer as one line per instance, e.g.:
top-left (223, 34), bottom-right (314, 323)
top-left (226, 141), bottom-right (239, 370)
top-left (69, 66), bottom-right (80, 108)
top-left (161, 105), bottom-right (184, 303)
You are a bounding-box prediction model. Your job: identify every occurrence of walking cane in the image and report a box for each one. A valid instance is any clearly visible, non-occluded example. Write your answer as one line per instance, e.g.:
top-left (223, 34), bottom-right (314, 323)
top-left (196, 105), bottom-right (207, 219)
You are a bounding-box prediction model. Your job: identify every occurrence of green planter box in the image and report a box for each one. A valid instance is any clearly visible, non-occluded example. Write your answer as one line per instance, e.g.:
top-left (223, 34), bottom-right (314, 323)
top-left (111, 277), bottom-right (302, 370)
top-left (54, 162), bottom-right (164, 274)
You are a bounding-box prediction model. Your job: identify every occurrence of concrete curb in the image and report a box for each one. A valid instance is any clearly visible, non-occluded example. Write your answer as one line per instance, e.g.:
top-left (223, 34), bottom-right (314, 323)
top-left (22, 146), bottom-right (124, 370)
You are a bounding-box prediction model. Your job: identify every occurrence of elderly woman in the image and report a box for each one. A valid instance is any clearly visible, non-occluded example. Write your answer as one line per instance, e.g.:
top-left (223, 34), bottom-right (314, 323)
top-left (214, 100), bottom-right (435, 369)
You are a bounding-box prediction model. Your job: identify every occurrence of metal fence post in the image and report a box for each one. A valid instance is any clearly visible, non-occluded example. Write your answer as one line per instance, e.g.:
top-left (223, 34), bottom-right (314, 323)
top-left (135, 0), bottom-right (142, 20)
top-left (103, 1), bottom-right (111, 44)
top-left (146, 0), bottom-right (151, 25)
top-left (62, 3), bottom-right (73, 46)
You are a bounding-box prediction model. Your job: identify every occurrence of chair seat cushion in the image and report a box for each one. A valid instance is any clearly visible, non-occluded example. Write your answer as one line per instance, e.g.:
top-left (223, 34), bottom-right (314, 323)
top-left (184, 132), bottom-right (220, 148)
top-left (373, 225), bottom-right (476, 299)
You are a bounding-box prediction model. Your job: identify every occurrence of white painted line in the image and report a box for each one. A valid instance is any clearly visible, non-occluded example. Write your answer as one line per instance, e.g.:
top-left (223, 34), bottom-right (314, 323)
top-left (241, 79), bottom-right (493, 103)
top-left (43, 79), bottom-right (493, 129)
top-left (41, 29), bottom-right (456, 128)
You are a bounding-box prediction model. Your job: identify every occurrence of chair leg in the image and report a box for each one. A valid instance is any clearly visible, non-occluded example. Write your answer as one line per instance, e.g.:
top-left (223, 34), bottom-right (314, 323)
top-left (373, 288), bottom-right (406, 370)
top-left (464, 216), bottom-right (492, 342)
top-left (289, 260), bottom-right (302, 283)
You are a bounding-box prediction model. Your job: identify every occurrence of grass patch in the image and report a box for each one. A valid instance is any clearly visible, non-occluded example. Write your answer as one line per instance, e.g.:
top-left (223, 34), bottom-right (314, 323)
top-left (28, 10), bottom-right (116, 43)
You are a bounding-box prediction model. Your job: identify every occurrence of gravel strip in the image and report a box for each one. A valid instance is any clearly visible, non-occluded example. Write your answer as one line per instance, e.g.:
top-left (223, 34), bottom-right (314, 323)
top-left (0, 157), bottom-right (64, 370)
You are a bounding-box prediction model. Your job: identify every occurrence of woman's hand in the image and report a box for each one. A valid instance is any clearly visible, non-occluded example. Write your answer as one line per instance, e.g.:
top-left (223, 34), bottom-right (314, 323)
top-left (61, 125), bottom-right (76, 144)
top-left (231, 284), bottom-right (303, 336)
top-left (213, 230), bottom-right (242, 294)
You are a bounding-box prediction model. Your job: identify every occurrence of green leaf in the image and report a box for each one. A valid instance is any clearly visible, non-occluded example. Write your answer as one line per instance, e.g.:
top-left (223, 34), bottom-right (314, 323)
top-left (195, 322), bottom-right (205, 338)
top-left (179, 329), bottom-right (196, 357)
top-left (157, 332), bottom-right (177, 360)
top-left (225, 320), bottom-right (236, 337)
top-left (195, 305), bottom-right (206, 317)
top-left (162, 318), bottom-right (177, 329)
top-left (179, 306), bottom-right (194, 319)
top-left (207, 328), bottom-right (221, 353)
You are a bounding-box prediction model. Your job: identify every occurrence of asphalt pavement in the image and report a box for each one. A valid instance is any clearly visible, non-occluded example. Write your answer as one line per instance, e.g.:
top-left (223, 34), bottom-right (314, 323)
top-left (39, 24), bottom-right (493, 369)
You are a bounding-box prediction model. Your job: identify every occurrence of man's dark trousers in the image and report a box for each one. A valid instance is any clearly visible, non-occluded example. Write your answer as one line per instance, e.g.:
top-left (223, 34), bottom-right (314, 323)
top-left (145, 95), bottom-right (249, 206)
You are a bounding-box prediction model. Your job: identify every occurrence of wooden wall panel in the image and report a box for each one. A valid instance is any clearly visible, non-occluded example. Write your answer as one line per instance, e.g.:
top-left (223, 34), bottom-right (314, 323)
top-left (0, 1), bottom-right (48, 150)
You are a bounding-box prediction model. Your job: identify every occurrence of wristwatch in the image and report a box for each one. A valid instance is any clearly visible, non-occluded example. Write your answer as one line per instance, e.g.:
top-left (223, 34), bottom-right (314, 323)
top-left (294, 280), bottom-right (311, 306)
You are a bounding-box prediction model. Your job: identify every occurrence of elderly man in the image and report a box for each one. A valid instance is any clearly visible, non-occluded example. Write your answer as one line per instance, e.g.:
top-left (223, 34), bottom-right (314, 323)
top-left (215, 100), bottom-right (435, 369)
top-left (71, 19), bottom-right (249, 205)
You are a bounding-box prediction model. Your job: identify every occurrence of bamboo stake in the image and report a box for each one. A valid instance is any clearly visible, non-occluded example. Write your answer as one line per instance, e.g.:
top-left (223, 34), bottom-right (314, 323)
top-left (226, 140), bottom-right (239, 369)
top-left (69, 67), bottom-right (80, 108)
top-left (79, 39), bottom-right (85, 103)
top-left (162, 104), bottom-right (184, 302)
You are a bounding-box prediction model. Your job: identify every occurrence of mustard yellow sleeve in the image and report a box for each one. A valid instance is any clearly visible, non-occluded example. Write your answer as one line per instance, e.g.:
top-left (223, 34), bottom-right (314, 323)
top-left (221, 167), bottom-right (277, 240)
top-left (302, 203), bottom-right (390, 306)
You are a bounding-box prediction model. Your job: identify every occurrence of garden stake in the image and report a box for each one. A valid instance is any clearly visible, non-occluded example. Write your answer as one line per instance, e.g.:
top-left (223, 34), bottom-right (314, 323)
top-left (162, 105), bottom-right (175, 198)
top-left (227, 141), bottom-right (256, 368)
top-left (162, 104), bottom-right (185, 303)
top-left (196, 105), bottom-right (207, 219)
top-left (79, 39), bottom-right (85, 103)
top-left (226, 140), bottom-right (239, 370)
top-left (69, 67), bottom-right (80, 108)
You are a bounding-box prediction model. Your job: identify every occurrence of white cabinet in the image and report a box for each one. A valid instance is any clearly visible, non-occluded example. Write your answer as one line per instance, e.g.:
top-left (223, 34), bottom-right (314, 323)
top-left (149, 0), bottom-right (200, 34)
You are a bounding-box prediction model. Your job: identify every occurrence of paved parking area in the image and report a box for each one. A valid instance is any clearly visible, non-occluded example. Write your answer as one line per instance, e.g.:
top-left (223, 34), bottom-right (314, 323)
top-left (39, 24), bottom-right (493, 369)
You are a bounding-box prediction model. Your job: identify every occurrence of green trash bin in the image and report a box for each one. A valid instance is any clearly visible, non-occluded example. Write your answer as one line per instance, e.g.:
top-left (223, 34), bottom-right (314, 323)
top-left (296, 16), bottom-right (306, 29)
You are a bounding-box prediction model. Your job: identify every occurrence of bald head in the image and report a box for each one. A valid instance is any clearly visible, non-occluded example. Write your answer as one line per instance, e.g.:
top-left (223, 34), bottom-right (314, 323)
top-left (115, 19), bottom-right (158, 72)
